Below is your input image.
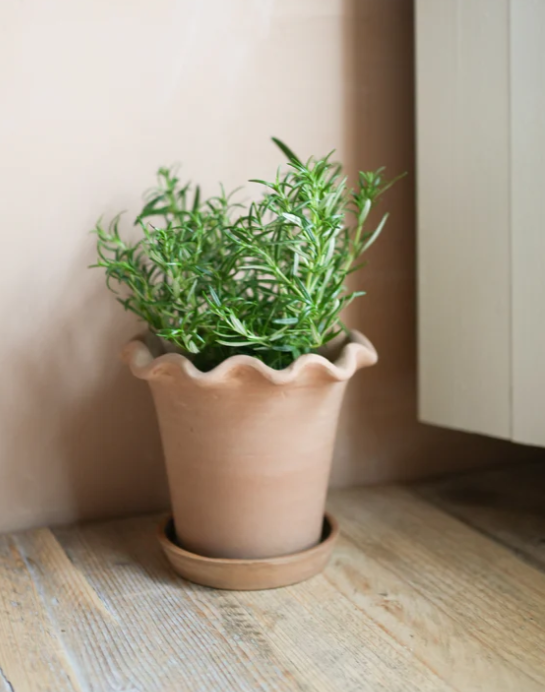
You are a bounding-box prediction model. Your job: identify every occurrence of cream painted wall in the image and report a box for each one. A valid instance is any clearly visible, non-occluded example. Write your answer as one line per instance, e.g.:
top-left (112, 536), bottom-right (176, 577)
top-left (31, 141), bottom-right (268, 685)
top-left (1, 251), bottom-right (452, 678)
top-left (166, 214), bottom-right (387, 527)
top-left (0, 0), bottom-right (533, 533)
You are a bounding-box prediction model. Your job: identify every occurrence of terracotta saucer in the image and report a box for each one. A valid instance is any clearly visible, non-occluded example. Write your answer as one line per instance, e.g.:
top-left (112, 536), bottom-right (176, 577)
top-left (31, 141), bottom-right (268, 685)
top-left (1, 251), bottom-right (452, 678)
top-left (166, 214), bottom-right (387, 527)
top-left (158, 513), bottom-right (339, 591)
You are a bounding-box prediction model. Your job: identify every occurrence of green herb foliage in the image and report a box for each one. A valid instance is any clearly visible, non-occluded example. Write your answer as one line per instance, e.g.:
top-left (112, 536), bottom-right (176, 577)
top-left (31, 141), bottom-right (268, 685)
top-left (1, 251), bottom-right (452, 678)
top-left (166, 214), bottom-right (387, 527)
top-left (92, 139), bottom-right (400, 370)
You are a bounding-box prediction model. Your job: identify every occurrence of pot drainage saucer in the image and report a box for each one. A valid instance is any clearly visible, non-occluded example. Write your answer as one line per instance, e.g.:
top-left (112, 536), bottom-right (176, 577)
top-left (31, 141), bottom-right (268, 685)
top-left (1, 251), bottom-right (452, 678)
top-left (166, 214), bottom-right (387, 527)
top-left (157, 513), bottom-right (339, 591)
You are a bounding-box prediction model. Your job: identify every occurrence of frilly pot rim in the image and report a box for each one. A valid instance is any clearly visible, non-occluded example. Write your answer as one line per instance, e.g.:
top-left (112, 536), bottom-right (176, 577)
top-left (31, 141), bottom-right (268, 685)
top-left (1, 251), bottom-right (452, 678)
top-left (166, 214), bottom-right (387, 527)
top-left (122, 329), bottom-right (378, 387)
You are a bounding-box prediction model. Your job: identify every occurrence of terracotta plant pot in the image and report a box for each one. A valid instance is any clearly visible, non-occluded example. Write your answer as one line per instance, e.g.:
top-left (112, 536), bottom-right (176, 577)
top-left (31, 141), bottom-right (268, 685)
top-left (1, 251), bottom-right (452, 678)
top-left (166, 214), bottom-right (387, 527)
top-left (123, 330), bottom-right (377, 565)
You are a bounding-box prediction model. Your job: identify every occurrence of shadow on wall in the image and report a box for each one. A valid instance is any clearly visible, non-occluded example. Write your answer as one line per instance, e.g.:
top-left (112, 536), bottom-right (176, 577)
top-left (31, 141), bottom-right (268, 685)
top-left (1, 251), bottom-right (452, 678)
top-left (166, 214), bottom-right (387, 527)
top-left (0, 246), bottom-right (167, 532)
top-left (333, 0), bottom-right (544, 486)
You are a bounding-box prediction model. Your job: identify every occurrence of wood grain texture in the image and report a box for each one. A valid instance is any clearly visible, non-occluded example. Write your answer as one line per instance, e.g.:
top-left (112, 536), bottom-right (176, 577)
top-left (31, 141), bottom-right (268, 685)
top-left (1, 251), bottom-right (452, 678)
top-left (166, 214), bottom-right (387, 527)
top-left (328, 487), bottom-right (545, 688)
top-left (2, 476), bottom-right (545, 691)
top-left (417, 462), bottom-right (545, 570)
top-left (0, 533), bottom-right (79, 692)
top-left (326, 536), bottom-right (540, 692)
top-left (53, 515), bottom-right (448, 692)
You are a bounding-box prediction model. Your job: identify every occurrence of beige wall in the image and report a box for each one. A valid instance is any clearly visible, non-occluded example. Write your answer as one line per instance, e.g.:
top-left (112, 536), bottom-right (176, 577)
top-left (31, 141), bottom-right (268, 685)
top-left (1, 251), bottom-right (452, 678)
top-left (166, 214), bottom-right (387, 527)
top-left (0, 0), bottom-right (535, 533)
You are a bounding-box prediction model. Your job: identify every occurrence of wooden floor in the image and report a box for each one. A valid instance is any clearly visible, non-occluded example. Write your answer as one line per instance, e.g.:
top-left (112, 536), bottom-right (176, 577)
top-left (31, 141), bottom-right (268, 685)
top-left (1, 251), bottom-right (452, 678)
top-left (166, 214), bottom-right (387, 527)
top-left (1, 463), bottom-right (545, 692)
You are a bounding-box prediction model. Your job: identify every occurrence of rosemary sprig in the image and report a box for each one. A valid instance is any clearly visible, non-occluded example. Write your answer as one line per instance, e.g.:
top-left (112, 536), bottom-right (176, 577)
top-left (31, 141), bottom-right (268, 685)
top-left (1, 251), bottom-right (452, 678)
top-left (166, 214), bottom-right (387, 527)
top-left (92, 139), bottom-right (401, 370)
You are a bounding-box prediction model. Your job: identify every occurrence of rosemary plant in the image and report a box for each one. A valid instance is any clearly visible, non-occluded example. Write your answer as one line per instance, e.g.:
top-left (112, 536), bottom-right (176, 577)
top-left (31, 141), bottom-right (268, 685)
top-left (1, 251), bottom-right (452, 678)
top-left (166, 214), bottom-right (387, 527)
top-left (92, 139), bottom-right (400, 370)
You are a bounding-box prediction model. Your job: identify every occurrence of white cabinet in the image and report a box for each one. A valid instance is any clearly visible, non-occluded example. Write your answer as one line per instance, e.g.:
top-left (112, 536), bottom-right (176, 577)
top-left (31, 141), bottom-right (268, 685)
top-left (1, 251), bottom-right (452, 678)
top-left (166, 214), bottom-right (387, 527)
top-left (416, 0), bottom-right (545, 446)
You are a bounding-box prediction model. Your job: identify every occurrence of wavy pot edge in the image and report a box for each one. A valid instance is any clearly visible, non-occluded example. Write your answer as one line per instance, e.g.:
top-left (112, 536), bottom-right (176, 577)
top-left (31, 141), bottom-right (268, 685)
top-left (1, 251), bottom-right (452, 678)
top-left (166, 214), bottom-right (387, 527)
top-left (121, 329), bottom-right (378, 386)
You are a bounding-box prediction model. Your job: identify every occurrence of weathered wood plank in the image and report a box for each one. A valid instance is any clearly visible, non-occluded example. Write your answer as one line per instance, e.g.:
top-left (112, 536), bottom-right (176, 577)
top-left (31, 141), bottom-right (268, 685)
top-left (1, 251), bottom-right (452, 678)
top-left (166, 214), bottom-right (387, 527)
top-left (55, 514), bottom-right (451, 692)
top-left (328, 487), bottom-right (545, 688)
top-left (26, 521), bottom-right (272, 692)
top-left (54, 516), bottom-right (307, 692)
top-left (15, 528), bottom-right (150, 692)
top-left (0, 532), bottom-right (79, 692)
top-left (416, 463), bottom-right (545, 570)
top-left (3, 478), bottom-right (545, 692)
top-left (204, 580), bottom-right (452, 692)
top-left (325, 534), bottom-right (541, 692)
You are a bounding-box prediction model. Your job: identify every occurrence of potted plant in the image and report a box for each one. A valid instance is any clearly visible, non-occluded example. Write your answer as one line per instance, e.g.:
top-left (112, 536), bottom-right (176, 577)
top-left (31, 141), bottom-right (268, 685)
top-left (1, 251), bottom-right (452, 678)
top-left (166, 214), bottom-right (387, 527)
top-left (92, 139), bottom-right (399, 589)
